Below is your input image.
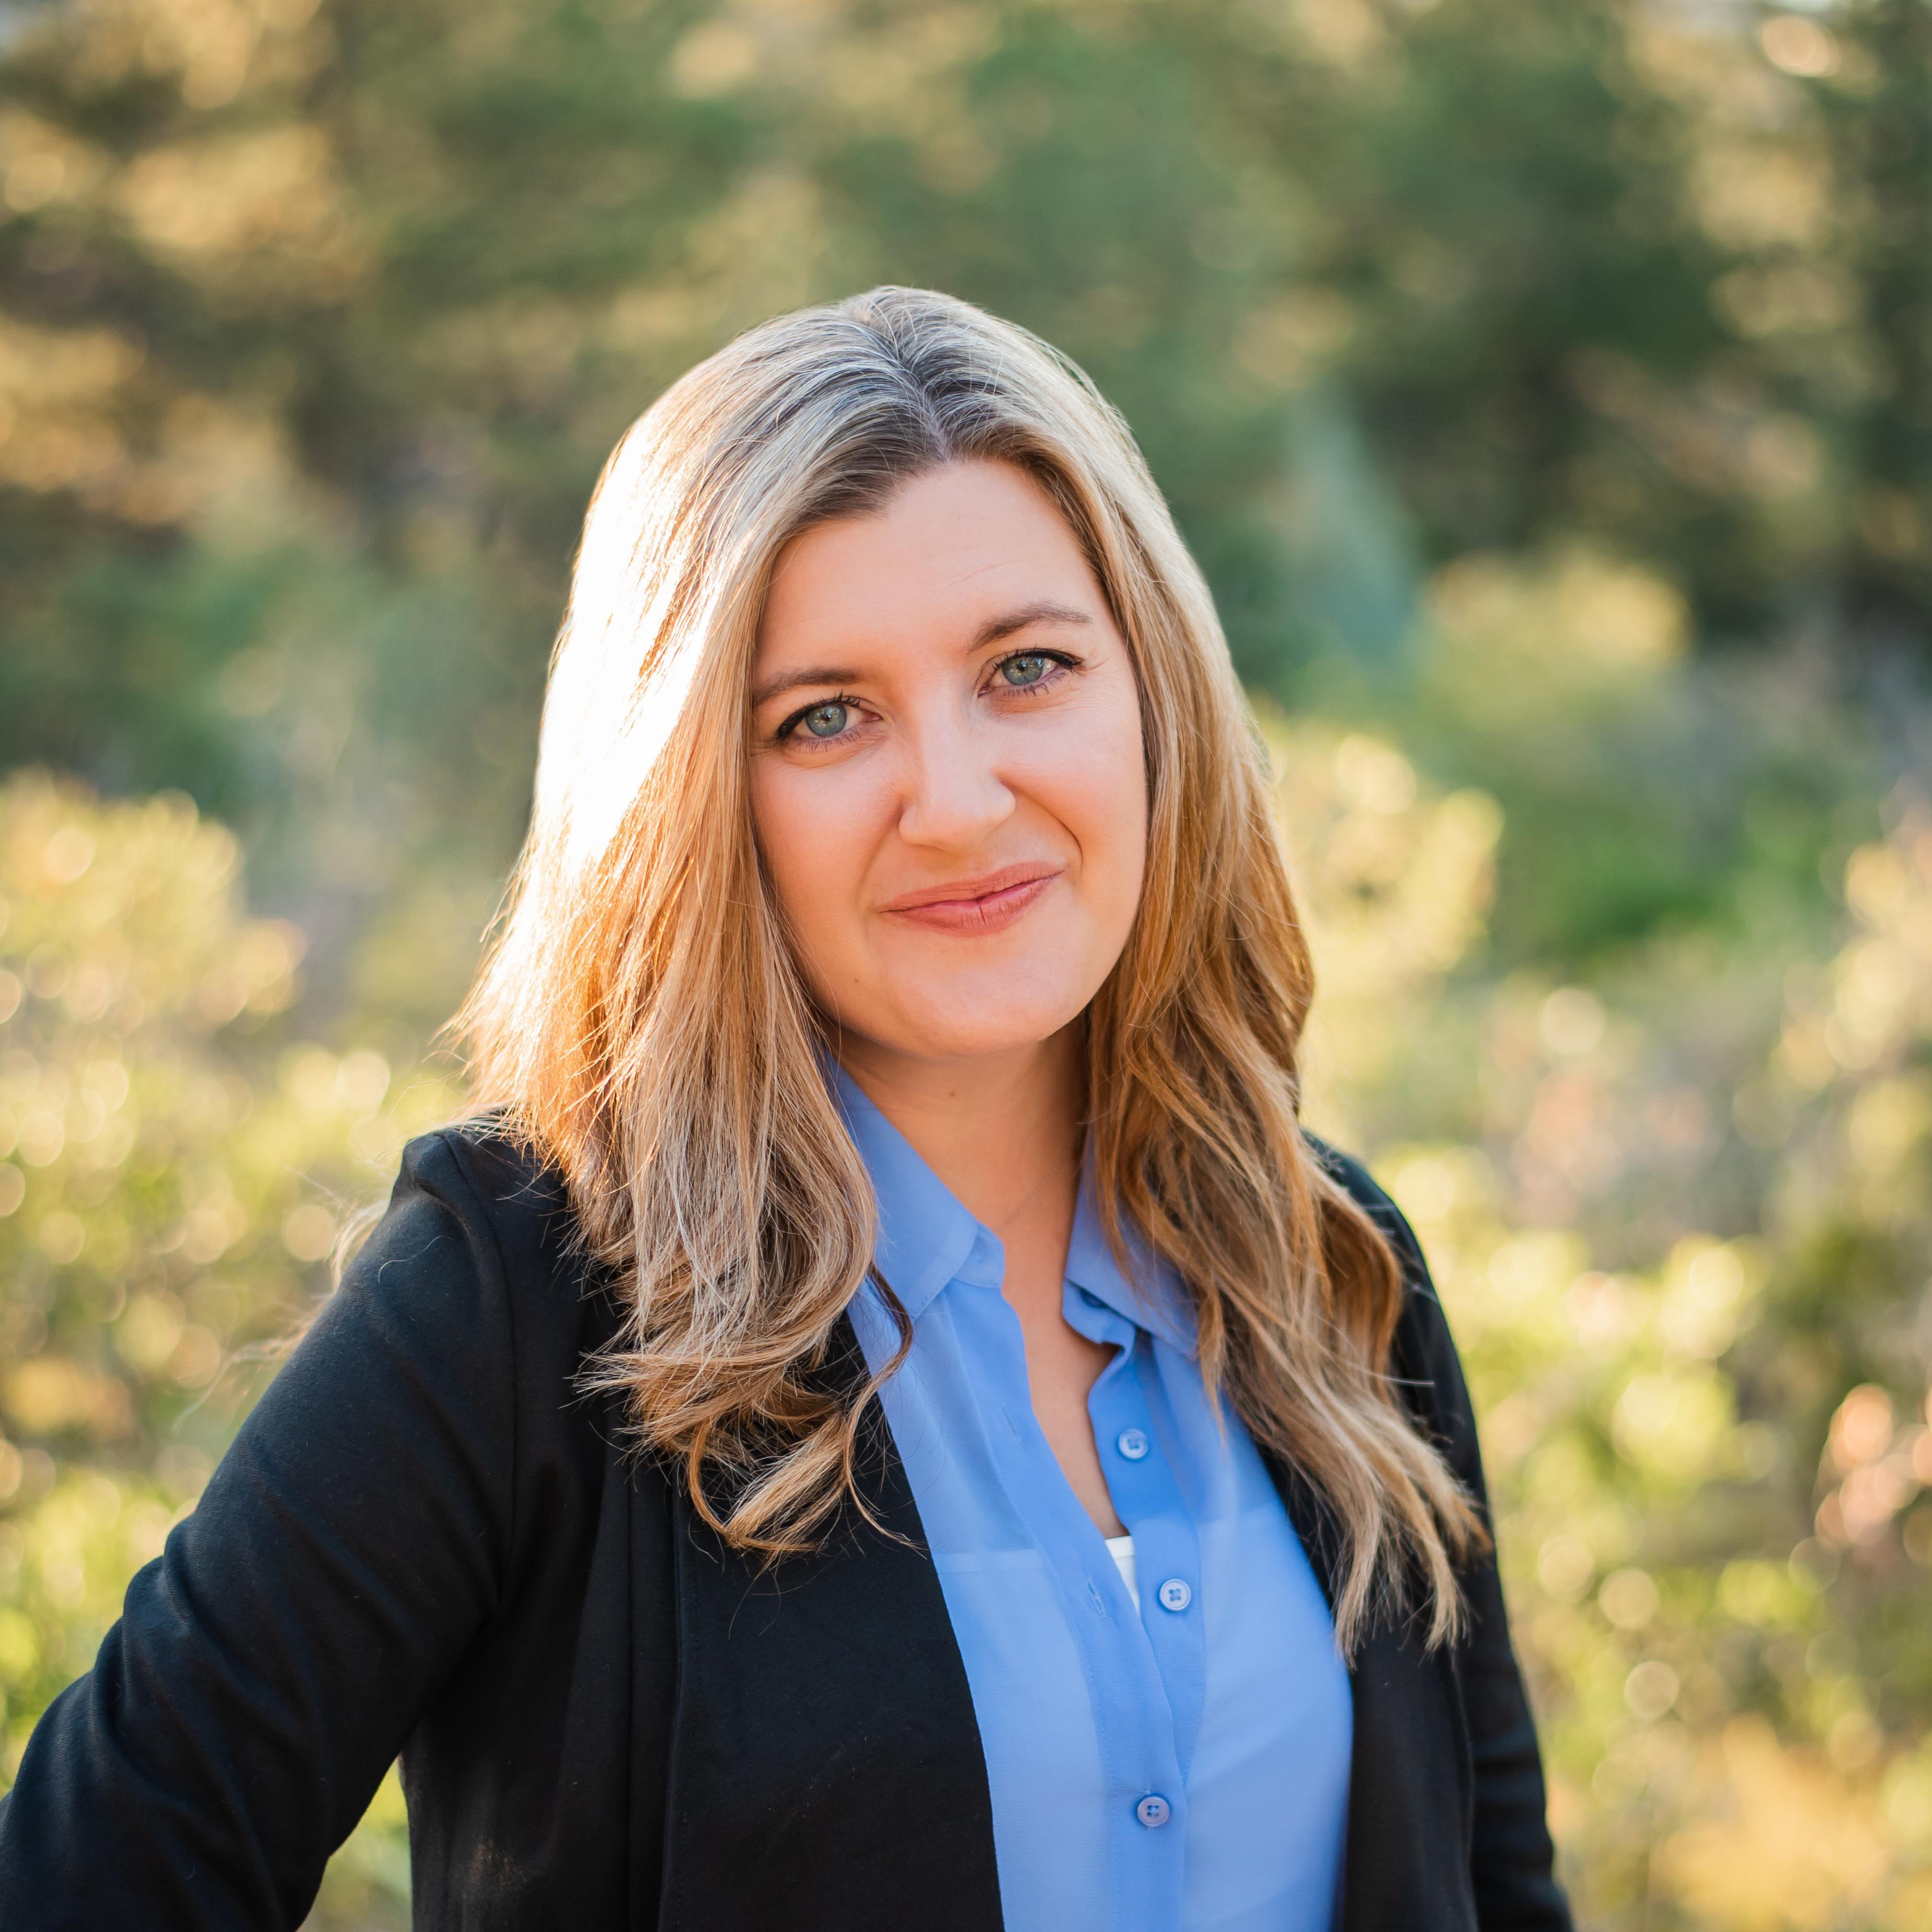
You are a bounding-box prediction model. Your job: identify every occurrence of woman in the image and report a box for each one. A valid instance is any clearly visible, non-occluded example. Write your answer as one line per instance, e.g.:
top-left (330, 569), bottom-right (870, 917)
top-left (0, 287), bottom-right (1569, 1930)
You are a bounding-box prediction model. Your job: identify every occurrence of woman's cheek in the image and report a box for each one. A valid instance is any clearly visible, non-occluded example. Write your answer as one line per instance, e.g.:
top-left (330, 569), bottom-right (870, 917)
top-left (760, 762), bottom-right (887, 978)
top-left (754, 768), bottom-right (828, 955)
top-left (1031, 717), bottom-right (1146, 882)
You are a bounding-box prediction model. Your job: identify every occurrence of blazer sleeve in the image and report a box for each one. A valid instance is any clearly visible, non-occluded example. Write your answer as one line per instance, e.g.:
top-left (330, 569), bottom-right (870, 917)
top-left (1323, 1146), bottom-right (1574, 1932)
top-left (0, 1131), bottom-right (519, 1931)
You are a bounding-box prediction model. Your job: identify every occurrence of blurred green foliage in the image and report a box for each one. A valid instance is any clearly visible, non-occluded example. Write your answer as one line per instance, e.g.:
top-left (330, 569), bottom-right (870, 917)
top-left (3, 1), bottom-right (1931, 1927)
top-left (1269, 651), bottom-right (1932, 1927)
top-left (0, 774), bottom-right (459, 1924)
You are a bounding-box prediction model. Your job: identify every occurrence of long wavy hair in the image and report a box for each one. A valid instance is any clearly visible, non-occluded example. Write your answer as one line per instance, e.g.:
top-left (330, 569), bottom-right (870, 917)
top-left (456, 286), bottom-right (1480, 1651)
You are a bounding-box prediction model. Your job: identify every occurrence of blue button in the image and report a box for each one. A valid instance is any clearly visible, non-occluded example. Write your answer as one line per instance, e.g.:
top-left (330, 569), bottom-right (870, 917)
top-left (1116, 1428), bottom-right (1150, 1461)
top-left (1135, 1793), bottom-right (1172, 1828)
top-left (1078, 1287), bottom-right (1105, 1308)
top-left (1157, 1577), bottom-right (1192, 1613)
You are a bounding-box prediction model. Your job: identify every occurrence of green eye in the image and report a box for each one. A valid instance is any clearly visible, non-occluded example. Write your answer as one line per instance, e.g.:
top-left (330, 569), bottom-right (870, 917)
top-left (1001, 653), bottom-right (1049, 687)
top-left (802, 702), bottom-right (849, 739)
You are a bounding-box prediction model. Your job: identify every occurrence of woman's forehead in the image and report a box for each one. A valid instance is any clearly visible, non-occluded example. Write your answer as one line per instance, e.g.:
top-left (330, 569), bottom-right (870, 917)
top-left (755, 462), bottom-right (1107, 671)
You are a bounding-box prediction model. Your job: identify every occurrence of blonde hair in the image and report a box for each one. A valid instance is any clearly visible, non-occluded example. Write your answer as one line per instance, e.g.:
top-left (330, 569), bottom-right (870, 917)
top-left (457, 286), bottom-right (1480, 1651)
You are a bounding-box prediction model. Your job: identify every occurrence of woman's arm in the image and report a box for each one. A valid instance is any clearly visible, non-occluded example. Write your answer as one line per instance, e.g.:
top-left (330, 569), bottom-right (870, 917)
top-left (0, 1132), bottom-right (519, 1930)
top-left (1322, 1145), bottom-right (1574, 1932)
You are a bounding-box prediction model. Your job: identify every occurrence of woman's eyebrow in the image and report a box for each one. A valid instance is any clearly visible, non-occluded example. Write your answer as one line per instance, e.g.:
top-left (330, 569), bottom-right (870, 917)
top-left (750, 663), bottom-right (859, 708)
top-left (972, 600), bottom-right (1093, 649)
top-left (750, 602), bottom-right (1092, 709)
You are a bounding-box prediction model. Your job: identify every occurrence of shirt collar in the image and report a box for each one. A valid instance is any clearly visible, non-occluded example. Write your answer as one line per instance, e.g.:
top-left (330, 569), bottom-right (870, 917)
top-left (827, 1059), bottom-right (1197, 1356)
top-left (1063, 1145), bottom-right (1197, 1358)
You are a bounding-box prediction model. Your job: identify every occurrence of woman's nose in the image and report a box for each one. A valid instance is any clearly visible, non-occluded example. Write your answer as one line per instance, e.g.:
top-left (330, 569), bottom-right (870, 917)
top-left (895, 711), bottom-right (1016, 852)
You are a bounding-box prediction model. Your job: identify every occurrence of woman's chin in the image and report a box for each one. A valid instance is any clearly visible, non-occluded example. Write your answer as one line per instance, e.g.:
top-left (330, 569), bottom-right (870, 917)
top-left (838, 999), bottom-right (1086, 1070)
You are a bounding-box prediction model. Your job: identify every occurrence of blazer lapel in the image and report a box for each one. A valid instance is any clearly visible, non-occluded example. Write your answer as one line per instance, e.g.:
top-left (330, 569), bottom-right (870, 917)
top-left (655, 1316), bottom-right (1005, 1931)
top-left (1271, 1459), bottom-right (1479, 1932)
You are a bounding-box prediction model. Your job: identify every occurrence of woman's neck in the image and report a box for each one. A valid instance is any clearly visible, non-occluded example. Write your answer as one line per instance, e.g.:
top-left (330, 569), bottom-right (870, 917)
top-left (834, 1022), bottom-right (1085, 1232)
top-left (837, 1019), bottom-right (1122, 1537)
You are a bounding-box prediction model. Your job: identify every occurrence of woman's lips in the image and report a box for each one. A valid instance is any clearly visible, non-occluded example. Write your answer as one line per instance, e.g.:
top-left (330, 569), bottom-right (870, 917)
top-left (879, 864), bottom-right (1063, 935)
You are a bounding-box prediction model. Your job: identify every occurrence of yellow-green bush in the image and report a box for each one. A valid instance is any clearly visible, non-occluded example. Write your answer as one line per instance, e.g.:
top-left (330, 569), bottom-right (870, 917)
top-left (1271, 691), bottom-right (1932, 1931)
top-left (0, 773), bottom-right (458, 1926)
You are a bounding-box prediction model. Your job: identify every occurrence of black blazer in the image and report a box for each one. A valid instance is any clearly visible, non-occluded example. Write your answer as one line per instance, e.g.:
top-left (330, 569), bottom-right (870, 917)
top-left (0, 1125), bottom-right (1571, 1930)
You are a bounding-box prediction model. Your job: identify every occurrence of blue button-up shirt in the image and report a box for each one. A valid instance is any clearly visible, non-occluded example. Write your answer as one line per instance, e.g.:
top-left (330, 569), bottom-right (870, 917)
top-left (834, 1068), bottom-right (1352, 1932)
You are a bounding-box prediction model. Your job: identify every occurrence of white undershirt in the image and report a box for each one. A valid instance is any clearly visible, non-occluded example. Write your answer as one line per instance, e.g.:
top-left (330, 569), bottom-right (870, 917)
top-left (1105, 1533), bottom-right (1138, 1614)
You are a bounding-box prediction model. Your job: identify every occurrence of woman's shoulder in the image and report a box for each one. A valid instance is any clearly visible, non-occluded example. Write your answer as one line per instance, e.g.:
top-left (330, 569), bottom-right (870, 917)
top-left (1303, 1131), bottom-right (1476, 1452)
top-left (1303, 1132), bottom-right (1435, 1293)
top-left (348, 1116), bottom-right (618, 1367)
top-left (393, 1115), bottom-right (572, 1262)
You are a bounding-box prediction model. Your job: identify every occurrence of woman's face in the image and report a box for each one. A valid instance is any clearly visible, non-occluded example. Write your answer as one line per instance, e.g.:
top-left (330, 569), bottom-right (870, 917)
top-left (749, 460), bottom-right (1148, 1070)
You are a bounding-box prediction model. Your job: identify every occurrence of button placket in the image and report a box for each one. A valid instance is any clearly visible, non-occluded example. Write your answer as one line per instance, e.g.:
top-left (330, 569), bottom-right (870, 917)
top-left (1080, 1325), bottom-right (1191, 1914)
top-left (1103, 1346), bottom-right (1209, 1781)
